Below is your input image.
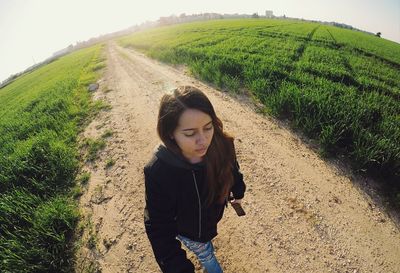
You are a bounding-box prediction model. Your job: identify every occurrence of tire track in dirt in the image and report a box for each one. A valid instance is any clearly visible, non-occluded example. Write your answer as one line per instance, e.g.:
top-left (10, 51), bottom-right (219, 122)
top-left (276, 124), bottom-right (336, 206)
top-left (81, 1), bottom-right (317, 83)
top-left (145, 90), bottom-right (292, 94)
top-left (75, 42), bottom-right (400, 273)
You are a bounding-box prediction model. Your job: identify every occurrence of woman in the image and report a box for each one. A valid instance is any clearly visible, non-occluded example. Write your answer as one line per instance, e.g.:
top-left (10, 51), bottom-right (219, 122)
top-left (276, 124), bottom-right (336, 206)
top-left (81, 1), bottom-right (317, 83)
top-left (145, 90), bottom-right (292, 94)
top-left (144, 86), bottom-right (246, 273)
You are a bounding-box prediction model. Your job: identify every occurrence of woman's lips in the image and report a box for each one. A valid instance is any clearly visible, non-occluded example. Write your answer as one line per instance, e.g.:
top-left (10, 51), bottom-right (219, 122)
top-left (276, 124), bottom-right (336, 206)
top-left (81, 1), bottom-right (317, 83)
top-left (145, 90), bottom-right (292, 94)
top-left (195, 147), bottom-right (207, 153)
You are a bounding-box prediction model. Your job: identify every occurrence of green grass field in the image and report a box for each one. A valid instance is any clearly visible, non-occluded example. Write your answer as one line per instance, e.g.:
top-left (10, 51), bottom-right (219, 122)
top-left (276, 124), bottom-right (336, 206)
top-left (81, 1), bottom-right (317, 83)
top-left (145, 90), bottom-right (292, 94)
top-left (119, 19), bottom-right (399, 193)
top-left (0, 45), bottom-right (104, 272)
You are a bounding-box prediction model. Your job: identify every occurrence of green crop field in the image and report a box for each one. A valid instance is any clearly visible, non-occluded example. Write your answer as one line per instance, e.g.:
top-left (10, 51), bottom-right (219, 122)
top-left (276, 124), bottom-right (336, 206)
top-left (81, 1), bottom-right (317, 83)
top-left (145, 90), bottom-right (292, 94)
top-left (0, 45), bottom-right (104, 272)
top-left (119, 19), bottom-right (400, 194)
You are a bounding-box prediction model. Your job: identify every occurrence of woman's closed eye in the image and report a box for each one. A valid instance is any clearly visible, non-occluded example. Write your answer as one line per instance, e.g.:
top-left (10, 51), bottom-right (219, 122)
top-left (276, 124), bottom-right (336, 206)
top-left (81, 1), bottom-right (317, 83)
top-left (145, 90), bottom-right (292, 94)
top-left (184, 126), bottom-right (213, 137)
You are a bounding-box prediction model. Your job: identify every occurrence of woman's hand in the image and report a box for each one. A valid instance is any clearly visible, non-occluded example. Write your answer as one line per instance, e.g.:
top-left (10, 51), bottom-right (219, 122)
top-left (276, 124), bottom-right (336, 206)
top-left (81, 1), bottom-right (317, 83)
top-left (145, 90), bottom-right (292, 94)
top-left (230, 198), bottom-right (242, 204)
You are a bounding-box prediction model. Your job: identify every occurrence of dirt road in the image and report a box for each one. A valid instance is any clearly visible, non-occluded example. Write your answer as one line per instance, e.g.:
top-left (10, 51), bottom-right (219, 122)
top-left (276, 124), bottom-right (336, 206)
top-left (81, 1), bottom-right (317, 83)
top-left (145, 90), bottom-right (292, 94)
top-left (75, 42), bottom-right (400, 273)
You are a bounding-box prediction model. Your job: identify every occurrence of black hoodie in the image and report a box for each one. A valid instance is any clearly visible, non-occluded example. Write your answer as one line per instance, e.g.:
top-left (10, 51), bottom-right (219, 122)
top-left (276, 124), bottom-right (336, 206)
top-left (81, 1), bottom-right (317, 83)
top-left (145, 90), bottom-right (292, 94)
top-left (143, 144), bottom-right (246, 273)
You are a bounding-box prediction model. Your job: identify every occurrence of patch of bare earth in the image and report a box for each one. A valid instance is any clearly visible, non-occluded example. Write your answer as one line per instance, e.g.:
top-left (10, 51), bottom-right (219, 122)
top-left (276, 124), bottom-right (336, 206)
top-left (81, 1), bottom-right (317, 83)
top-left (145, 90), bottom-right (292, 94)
top-left (74, 42), bottom-right (400, 273)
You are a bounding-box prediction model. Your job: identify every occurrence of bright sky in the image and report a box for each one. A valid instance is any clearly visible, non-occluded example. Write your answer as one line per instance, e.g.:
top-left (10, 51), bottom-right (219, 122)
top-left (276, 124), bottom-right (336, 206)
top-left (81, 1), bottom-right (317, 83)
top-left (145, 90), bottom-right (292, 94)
top-left (1, 0), bottom-right (399, 82)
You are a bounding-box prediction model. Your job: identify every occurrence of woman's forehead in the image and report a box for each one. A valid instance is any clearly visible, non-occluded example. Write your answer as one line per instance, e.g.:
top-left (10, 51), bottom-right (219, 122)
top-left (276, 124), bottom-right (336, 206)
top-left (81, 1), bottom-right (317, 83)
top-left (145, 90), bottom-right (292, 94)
top-left (178, 109), bottom-right (212, 129)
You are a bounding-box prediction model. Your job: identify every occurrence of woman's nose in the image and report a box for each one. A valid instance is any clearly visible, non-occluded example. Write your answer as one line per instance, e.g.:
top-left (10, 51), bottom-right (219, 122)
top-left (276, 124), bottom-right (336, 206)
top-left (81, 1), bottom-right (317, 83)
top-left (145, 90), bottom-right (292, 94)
top-left (196, 132), bottom-right (207, 144)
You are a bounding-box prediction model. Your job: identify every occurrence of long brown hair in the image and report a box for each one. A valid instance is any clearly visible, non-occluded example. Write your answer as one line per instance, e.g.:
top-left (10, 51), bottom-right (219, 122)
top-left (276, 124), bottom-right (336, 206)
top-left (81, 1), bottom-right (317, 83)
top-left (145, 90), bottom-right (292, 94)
top-left (157, 86), bottom-right (236, 207)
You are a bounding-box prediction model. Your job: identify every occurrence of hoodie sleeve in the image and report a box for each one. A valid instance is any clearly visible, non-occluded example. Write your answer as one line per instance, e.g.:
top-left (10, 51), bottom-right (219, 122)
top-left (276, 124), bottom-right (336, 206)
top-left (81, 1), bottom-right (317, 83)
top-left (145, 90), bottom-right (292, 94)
top-left (144, 166), bottom-right (195, 273)
top-left (231, 159), bottom-right (246, 200)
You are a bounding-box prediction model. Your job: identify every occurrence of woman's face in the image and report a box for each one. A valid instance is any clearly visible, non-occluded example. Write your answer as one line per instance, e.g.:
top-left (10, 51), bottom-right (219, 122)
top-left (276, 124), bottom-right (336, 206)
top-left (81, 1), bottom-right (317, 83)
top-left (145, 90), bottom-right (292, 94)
top-left (172, 108), bottom-right (214, 164)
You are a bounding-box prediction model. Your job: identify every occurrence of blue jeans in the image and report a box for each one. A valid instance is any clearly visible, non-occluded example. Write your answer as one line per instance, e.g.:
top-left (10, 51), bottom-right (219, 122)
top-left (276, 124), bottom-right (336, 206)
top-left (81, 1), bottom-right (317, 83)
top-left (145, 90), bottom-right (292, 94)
top-left (176, 235), bottom-right (223, 273)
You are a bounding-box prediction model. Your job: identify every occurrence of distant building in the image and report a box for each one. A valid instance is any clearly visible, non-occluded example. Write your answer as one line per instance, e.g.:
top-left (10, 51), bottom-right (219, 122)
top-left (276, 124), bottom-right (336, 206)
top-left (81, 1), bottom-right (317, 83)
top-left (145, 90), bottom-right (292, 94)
top-left (265, 10), bottom-right (273, 18)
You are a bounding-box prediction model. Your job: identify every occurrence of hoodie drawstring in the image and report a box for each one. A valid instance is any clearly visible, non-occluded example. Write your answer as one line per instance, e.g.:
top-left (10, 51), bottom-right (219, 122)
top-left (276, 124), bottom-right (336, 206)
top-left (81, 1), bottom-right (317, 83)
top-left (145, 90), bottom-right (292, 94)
top-left (191, 170), bottom-right (202, 239)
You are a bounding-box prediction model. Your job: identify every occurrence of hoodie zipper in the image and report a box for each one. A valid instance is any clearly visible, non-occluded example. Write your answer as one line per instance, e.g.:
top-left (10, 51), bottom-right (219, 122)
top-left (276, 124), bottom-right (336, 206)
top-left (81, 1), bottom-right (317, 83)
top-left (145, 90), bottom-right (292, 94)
top-left (191, 170), bottom-right (202, 239)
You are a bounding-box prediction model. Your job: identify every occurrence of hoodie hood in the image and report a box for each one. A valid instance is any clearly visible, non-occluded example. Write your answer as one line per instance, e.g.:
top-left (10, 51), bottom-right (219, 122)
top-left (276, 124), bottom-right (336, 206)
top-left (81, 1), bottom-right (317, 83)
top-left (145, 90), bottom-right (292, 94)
top-left (154, 144), bottom-right (205, 171)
